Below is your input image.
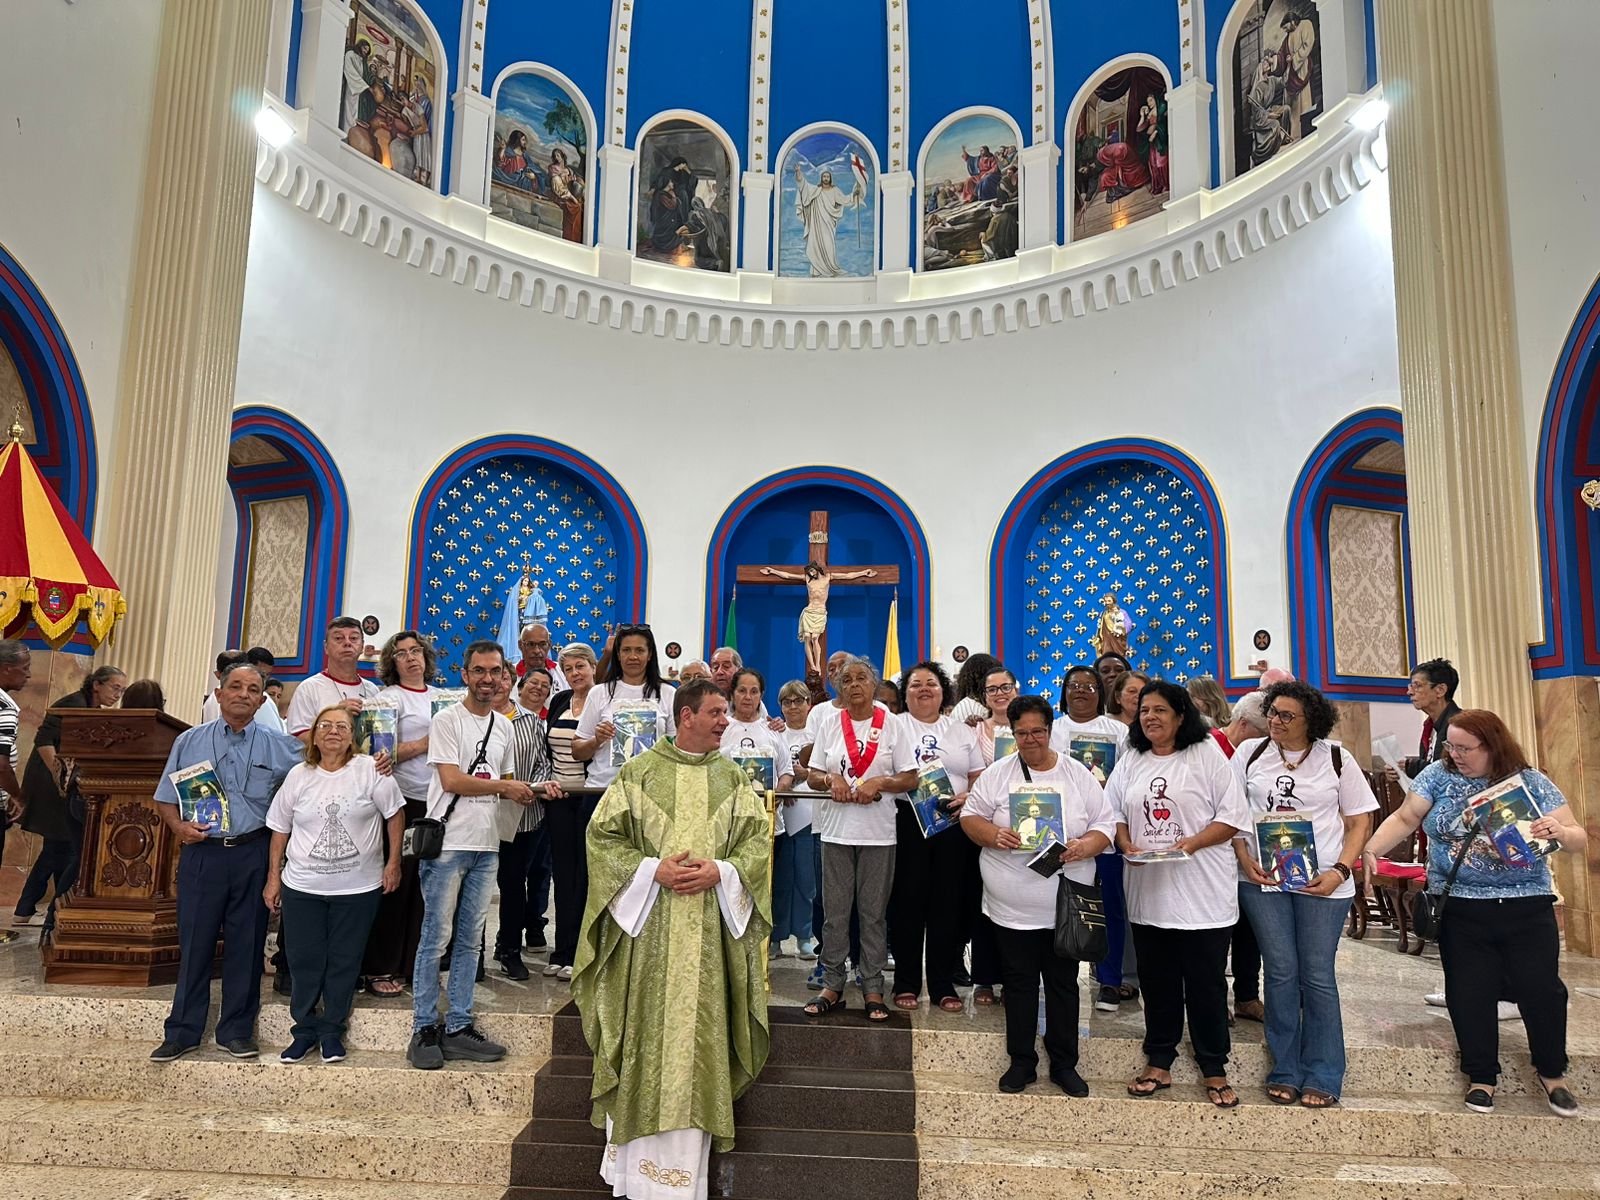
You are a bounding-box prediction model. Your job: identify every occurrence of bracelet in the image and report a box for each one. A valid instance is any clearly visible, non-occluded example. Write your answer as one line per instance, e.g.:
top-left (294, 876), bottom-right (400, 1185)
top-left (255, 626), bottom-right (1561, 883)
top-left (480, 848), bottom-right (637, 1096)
top-left (1331, 861), bottom-right (1352, 880)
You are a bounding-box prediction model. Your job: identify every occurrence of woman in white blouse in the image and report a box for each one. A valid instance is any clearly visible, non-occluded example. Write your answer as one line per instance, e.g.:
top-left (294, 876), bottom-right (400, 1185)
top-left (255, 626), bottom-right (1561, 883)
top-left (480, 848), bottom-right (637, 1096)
top-left (962, 694), bottom-right (1114, 1095)
top-left (720, 668), bottom-right (794, 794)
top-left (572, 625), bottom-right (676, 791)
top-left (1108, 679), bottom-right (1247, 1108)
top-left (265, 705), bottom-right (405, 1064)
top-left (1232, 680), bottom-right (1376, 1109)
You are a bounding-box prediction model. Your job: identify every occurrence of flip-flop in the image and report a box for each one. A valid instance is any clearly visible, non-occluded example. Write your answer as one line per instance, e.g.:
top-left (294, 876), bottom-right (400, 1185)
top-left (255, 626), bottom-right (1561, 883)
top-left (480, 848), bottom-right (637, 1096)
top-left (1266, 1084), bottom-right (1300, 1105)
top-left (366, 976), bottom-right (405, 998)
top-left (1205, 1083), bottom-right (1241, 1109)
top-left (1126, 1073), bottom-right (1172, 1098)
top-left (937, 995), bottom-right (965, 1012)
top-left (973, 987), bottom-right (1000, 1005)
top-left (1300, 1088), bottom-right (1338, 1108)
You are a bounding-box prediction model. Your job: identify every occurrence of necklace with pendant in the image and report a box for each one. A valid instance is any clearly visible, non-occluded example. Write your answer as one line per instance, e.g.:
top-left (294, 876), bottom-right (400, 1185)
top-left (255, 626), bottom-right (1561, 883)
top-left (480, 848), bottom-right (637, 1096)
top-left (1280, 743), bottom-right (1313, 771)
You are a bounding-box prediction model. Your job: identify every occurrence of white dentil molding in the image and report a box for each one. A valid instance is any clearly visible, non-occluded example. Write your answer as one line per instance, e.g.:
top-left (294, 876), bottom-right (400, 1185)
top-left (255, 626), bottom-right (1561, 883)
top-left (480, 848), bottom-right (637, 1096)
top-left (253, 91), bottom-right (1387, 351)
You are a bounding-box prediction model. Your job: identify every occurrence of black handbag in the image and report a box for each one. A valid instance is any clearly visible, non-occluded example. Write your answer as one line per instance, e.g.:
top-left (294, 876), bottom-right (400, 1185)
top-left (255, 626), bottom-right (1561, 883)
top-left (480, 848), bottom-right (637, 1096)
top-left (401, 714), bottom-right (498, 862)
top-left (1055, 874), bottom-right (1109, 962)
top-left (1409, 817), bottom-right (1479, 941)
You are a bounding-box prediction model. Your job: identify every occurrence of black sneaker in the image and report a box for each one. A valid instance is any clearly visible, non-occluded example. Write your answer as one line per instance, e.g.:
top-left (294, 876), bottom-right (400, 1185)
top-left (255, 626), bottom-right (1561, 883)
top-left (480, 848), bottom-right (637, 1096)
top-left (1051, 1067), bottom-right (1090, 1098)
top-left (321, 1035), bottom-right (348, 1063)
top-left (442, 1023), bottom-right (506, 1062)
top-left (998, 1060), bottom-right (1037, 1094)
top-left (527, 928), bottom-right (548, 949)
top-left (150, 1040), bottom-right (199, 1062)
top-left (407, 1025), bottom-right (444, 1070)
top-left (1464, 1086), bottom-right (1495, 1113)
top-left (497, 952), bottom-right (530, 981)
top-left (280, 1035), bottom-right (317, 1063)
top-left (1095, 985), bottom-right (1121, 1012)
top-left (219, 1037), bottom-right (259, 1058)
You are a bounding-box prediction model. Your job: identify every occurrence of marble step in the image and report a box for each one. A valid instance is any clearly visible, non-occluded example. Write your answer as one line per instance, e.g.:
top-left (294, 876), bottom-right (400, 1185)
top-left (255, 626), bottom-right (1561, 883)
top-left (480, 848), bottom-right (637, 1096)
top-left (0, 1165), bottom-right (511, 1199)
top-left (911, 1025), bottom-right (1600, 1097)
top-left (0, 1035), bottom-right (537, 1114)
top-left (918, 1137), bottom-right (1600, 1200)
top-left (916, 1071), bottom-right (1600, 1163)
top-left (533, 1053), bottom-right (918, 1133)
top-left (0, 990), bottom-right (553, 1057)
top-left (3, 1095), bottom-right (528, 1185)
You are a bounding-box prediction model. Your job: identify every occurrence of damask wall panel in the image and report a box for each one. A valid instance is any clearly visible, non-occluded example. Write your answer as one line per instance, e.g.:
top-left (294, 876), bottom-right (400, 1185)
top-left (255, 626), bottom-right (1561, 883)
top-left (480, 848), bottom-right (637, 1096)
top-left (1328, 504), bottom-right (1407, 679)
top-left (241, 496), bottom-right (309, 660)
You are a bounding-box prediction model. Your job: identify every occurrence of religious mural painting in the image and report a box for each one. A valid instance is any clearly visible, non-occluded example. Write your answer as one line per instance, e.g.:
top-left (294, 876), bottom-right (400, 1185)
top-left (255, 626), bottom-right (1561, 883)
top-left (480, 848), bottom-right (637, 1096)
top-left (635, 119), bottom-right (734, 273)
top-left (1072, 67), bottom-right (1170, 241)
top-left (1230, 0), bottom-right (1323, 178)
top-left (416, 457), bottom-right (619, 679)
top-left (920, 113), bottom-right (1021, 271)
top-left (1018, 462), bottom-right (1217, 696)
top-left (339, 0), bottom-right (439, 188)
top-left (489, 70), bottom-right (590, 244)
top-left (777, 129), bottom-right (875, 278)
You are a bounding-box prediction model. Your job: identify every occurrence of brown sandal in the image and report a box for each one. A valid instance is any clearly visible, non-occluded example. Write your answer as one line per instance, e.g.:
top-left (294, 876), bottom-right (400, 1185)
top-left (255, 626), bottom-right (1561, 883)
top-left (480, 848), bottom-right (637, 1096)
top-left (973, 987), bottom-right (1000, 1005)
top-left (937, 995), bottom-right (964, 1012)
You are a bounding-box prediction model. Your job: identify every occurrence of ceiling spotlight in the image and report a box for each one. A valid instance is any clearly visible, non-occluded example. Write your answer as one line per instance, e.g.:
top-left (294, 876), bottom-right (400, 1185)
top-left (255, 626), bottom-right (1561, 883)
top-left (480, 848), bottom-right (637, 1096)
top-left (255, 107), bottom-right (295, 148)
top-left (1349, 98), bottom-right (1389, 132)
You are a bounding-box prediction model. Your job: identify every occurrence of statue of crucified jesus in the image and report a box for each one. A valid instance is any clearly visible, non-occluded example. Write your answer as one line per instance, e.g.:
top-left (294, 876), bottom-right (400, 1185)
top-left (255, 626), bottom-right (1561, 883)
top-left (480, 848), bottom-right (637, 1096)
top-left (759, 562), bottom-right (878, 675)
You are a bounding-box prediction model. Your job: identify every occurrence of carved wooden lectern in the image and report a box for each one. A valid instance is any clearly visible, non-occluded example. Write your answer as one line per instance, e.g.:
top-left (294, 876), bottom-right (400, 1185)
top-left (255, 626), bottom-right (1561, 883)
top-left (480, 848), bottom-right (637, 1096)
top-left (44, 707), bottom-right (189, 985)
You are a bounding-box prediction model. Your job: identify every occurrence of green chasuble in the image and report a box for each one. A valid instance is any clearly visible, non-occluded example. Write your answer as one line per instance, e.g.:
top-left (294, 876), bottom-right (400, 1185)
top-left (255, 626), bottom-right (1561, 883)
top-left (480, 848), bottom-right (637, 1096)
top-left (572, 738), bottom-right (772, 1153)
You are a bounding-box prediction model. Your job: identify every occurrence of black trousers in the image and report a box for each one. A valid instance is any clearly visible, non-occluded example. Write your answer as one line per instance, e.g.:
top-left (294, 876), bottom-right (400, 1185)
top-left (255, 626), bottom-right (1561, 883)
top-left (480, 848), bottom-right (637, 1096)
top-left (992, 923), bottom-right (1080, 1070)
top-left (282, 884), bottom-right (383, 1041)
top-left (545, 794), bottom-right (597, 968)
top-left (523, 821), bottom-right (552, 940)
top-left (16, 835), bottom-right (78, 917)
top-left (361, 798), bottom-right (426, 980)
top-left (497, 823), bottom-right (547, 958)
top-left (1439, 895), bottom-right (1568, 1084)
top-left (165, 837), bottom-right (270, 1046)
top-left (1132, 922), bottom-right (1233, 1076)
top-left (1231, 909), bottom-right (1261, 1003)
top-left (888, 804), bottom-right (979, 1001)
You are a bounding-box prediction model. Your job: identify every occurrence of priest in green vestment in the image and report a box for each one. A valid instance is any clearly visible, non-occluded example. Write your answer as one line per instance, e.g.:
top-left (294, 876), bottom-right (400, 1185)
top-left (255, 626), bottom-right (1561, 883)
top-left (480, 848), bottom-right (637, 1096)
top-left (573, 677), bottom-right (772, 1200)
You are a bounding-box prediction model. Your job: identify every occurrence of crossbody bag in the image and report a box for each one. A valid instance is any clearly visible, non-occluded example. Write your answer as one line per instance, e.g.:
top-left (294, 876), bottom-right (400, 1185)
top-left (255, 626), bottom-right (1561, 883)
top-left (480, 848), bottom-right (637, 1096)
top-left (401, 712), bottom-right (499, 862)
top-left (1020, 760), bottom-right (1109, 962)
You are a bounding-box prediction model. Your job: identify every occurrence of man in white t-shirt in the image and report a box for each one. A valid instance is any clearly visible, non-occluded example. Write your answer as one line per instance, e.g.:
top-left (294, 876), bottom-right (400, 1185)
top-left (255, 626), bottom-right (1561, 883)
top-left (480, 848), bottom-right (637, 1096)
top-left (286, 618), bottom-right (378, 740)
top-left (408, 640), bottom-right (554, 1071)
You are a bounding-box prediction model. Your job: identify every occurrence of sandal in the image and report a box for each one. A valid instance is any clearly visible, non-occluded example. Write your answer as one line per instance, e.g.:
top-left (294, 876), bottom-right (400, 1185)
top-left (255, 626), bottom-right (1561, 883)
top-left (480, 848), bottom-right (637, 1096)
top-left (1205, 1081), bottom-right (1241, 1109)
top-left (865, 998), bottom-right (892, 1022)
top-left (1126, 1072), bottom-right (1172, 1098)
top-left (1265, 1084), bottom-right (1300, 1105)
top-left (937, 995), bottom-right (965, 1013)
top-left (893, 993), bottom-right (919, 1010)
top-left (803, 990), bottom-right (845, 1018)
top-left (1300, 1088), bottom-right (1338, 1109)
top-left (973, 987), bottom-right (1000, 1005)
top-left (366, 975), bottom-right (404, 998)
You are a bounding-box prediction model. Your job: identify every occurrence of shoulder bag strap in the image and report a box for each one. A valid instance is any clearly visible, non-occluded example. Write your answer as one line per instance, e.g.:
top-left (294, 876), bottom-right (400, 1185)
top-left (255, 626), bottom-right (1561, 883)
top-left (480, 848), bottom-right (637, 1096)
top-left (1435, 815), bottom-right (1480, 898)
top-left (439, 712), bottom-right (499, 826)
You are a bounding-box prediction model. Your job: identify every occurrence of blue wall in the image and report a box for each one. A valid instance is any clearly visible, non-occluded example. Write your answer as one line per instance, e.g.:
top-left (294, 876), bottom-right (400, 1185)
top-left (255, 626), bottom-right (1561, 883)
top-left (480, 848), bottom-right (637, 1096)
top-left (626, 0), bottom-right (751, 153)
top-left (769, 0), bottom-right (889, 170)
top-left (908, 0), bottom-right (1031, 156)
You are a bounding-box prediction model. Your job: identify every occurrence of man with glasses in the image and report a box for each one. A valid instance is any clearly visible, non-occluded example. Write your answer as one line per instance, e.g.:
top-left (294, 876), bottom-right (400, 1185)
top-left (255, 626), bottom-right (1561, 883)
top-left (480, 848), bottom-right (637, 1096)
top-left (516, 623), bottom-right (568, 692)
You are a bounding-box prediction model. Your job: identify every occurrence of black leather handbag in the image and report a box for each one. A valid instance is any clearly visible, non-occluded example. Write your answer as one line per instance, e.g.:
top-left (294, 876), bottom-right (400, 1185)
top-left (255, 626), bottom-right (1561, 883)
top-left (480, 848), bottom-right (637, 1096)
top-left (401, 714), bottom-right (498, 862)
top-left (1054, 874), bottom-right (1108, 962)
top-left (1410, 818), bottom-right (1479, 941)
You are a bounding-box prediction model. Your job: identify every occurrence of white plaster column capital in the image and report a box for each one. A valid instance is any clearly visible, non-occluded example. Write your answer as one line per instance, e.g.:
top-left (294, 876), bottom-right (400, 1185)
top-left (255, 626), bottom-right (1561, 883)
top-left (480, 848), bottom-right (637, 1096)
top-left (597, 144), bottom-right (638, 252)
top-left (295, 0), bottom-right (354, 136)
top-left (741, 171), bottom-right (776, 273)
top-left (1165, 78), bottom-right (1214, 202)
top-left (1017, 140), bottom-right (1060, 251)
top-left (447, 88), bottom-right (496, 206)
top-left (879, 170), bottom-right (914, 272)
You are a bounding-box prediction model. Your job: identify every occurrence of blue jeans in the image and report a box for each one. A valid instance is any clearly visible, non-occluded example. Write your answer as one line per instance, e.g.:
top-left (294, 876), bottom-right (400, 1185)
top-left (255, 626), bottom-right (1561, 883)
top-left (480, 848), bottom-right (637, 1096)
top-left (773, 829), bottom-right (818, 944)
top-left (1238, 883), bottom-right (1353, 1096)
top-left (1093, 850), bottom-right (1137, 988)
top-left (413, 850), bottom-right (497, 1034)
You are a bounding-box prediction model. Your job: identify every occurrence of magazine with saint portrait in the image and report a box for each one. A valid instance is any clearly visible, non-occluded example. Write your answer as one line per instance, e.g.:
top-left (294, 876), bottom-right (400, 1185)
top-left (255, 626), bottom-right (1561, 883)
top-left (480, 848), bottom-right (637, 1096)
top-left (911, 759), bottom-right (957, 838)
top-left (1468, 773), bottom-right (1561, 865)
top-left (1254, 814), bottom-right (1318, 891)
top-left (731, 745), bottom-right (775, 792)
top-left (1068, 734), bottom-right (1117, 785)
top-left (1009, 785), bottom-right (1064, 851)
top-left (354, 699), bottom-right (398, 758)
top-left (169, 761), bottom-right (231, 835)
top-left (611, 701), bottom-right (660, 767)
top-left (992, 727), bottom-right (1016, 760)
top-left (431, 690), bottom-right (466, 717)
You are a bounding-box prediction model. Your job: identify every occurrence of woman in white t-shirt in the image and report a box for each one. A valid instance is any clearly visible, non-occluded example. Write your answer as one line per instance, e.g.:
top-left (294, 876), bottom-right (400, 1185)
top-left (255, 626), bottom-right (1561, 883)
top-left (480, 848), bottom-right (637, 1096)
top-left (1232, 681), bottom-right (1376, 1108)
top-left (801, 657), bottom-right (917, 1023)
top-left (572, 625), bottom-right (676, 792)
top-left (361, 630), bottom-right (439, 997)
top-left (889, 661), bottom-right (984, 1013)
top-left (1107, 679), bottom-right (1247, 1108)
top-left (1053, 664), bottom-right (1138, 1013)
top-left (265, 704), bottom-right (406, 1064)
top-left (774, 679), bottom-right (819, 959)
top-left (720, 668), bottom-right (795, 794)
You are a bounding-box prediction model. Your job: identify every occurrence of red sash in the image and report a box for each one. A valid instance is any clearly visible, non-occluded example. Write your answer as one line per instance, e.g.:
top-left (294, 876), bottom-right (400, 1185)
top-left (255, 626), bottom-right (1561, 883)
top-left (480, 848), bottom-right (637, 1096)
top-left (841, 706), bottom-right (886, 779)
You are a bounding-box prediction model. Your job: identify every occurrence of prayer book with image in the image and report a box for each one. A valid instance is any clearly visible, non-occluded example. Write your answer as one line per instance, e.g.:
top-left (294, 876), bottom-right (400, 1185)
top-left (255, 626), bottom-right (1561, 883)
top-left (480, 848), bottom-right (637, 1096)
top-left (910, 760), bottom-right (957, 838)
top-left (1123, 847), bottom-right (1192, 864)
top-left (1468, 773), bottom-right (1560, 864)
top-left (354, 699), bottom-right (398, 759)
top-left (611, 702), bottom-right (659, 767)
top-left (1254, 814), bottom-right (1318, 891)
top-left (169, 761), bottom-right (232, 835)
top-left (731, 749), bottom-right (775, 792)
top-left (1009, 784), bottom-right (1064, 851)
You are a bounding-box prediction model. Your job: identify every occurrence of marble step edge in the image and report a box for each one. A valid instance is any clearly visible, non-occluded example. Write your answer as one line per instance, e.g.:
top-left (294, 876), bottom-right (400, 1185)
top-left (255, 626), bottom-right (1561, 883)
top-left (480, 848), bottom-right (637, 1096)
top-left (916, 1135), bottom-right (1600, 1200)
top-left (914, 1073), bottom-right (1599, 1163)
top-left (910, 1027), bottom-right (1600, 1097)
top-left (2, 1095), bottom-right (528, 1186)
top-left (0, 1038), bottom-right (540, 1115)
top-left (0, 991), bottom-right (554, 1055)
top-left (0, 1164), bottom-right (512, 1200)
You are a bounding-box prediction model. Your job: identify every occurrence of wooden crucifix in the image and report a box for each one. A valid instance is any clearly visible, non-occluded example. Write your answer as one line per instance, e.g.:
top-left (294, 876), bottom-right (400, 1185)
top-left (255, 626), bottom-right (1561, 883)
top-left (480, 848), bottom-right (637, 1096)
top-left (735, 510), bottom-right (900, 680)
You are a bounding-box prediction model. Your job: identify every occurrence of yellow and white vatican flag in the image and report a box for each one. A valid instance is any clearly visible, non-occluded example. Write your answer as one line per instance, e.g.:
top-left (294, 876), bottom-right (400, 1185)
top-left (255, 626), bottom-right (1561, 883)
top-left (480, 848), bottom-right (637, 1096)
top-left (881, 590), bottom-right (901, 682)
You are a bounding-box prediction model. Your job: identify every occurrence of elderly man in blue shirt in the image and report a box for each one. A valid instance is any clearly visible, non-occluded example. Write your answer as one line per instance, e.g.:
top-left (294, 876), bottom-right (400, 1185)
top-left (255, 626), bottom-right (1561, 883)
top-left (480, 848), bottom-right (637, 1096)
top-left (150, 663), bottom-right (304, 1061)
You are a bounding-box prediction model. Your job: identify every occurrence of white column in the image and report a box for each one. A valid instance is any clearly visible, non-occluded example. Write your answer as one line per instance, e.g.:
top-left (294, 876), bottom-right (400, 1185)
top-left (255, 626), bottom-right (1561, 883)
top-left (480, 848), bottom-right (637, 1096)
top-left (595, 144), bottom-right (637, 279)
top-left (294, 0), bottom-right (352, 139)
top-left (265, 0), bottom-right (295, 99)
top-left (879, 170), bottom-right (913, 272)
top-left (1017, 141), bottom-right (1059, 251)
top-left (741, 171), bottom-right (775, 272)
top-left (1165, 78), bottom-right (1213, 200)
top-left (1316, 0), bottom-right (1369, 117)
top-left (448, 88), bottom-right (495, 206)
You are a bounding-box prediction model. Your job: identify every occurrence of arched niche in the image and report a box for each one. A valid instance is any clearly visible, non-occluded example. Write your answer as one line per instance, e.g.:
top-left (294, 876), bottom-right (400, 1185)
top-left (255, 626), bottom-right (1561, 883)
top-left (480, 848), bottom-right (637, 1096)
top-left (773, 123), bottom-right (880, 279)
top-left (487, 62), bottom-right (596, 245)
top-left (1286, 409), bottom-right (1415, 700)
top-left (990, 440), bottom-right (1246, 695)
top-left (633, 111), bottom-right (741, 274)
top-left (225, 408), bottom-right (350, 679)
top-left (704, 468), bottom-right (930, 702)
top-left (405, 436), bottom-right (647, 679)
top-left (917, 107), bottom-right (1023, 272)
top-left (1063, 54), bottom-right (1173, 244)
top-left (337, 0), bottom-right (449, 190)
top-left (1217, 0), bottom-right (1325, 183)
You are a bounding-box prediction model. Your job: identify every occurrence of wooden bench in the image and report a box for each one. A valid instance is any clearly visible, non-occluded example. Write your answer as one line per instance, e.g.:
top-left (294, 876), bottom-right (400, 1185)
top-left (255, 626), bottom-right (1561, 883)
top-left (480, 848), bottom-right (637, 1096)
top-left (1348, 768), bottom-right (1429, 953)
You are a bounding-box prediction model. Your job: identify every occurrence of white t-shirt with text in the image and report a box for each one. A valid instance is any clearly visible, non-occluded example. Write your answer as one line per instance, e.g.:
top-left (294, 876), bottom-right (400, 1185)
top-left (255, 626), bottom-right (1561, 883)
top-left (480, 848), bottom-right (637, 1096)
top-left (779, 725), bottom-right (815, 833)
top-left (808, 706), bottom-right (915, 846)
top-left (894, 713), bottom-right (982, 798)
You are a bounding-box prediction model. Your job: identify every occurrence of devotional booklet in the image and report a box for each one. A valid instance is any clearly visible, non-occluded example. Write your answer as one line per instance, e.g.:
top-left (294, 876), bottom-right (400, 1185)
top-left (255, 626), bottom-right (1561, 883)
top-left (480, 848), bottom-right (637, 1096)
top-left (731, 749), bottom-right (776, 792)
top-left (1254, 814), bottom-right (1318, 891)
top-left (1468, 773), bottom-right (1560, 864)
top-left (1123, 848), bottom-right (1192, 864)
top-left (354, 699), bottom-right (398, 759)
top-left (431, 690), bottom-right (466, 717)
top-left (1068, 734), bottom-right (1118, 785)
top-left (611, 702), bottom-right (659, 767)
top-left (1026, 837), bottom-right (1071, 877)
top-left (169, 761), bottom-right (231, 835)
top-left (911, 760), bottom-right (958, 838)
top-left (1009, 785), bottom-right (1064, 851)
top-left (992, 727), bottom-right (1017, 761)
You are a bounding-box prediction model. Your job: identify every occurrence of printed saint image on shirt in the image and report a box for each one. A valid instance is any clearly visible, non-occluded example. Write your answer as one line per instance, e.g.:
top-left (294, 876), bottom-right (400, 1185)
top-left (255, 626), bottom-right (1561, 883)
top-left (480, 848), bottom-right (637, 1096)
top-left (1140, 776), bottom-right (1184, 845)
top-left (1270, 773), bottom-right (1299, 812)
top-left (308, 801), bottom-right (360, 870)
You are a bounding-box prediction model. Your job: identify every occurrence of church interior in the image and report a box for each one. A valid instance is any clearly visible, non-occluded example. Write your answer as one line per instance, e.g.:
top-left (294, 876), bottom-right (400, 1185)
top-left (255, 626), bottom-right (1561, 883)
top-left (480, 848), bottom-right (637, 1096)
top-left (2, 0), bottom-right (1599, 1196)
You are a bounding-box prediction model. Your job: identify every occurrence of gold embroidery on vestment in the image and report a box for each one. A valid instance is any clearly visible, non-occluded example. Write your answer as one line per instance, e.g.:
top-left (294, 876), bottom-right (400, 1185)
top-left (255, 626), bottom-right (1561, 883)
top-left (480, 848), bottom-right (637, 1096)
top-left (638, 1158), bottom-right (694, 1188)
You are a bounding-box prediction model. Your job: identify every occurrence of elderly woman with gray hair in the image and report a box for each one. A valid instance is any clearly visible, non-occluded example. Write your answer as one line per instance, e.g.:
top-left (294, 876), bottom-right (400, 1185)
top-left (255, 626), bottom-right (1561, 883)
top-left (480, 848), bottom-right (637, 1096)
top-left (544, 641), bottom-right (598, 979)
top-left (803, 656), bottom-right (918, 1021)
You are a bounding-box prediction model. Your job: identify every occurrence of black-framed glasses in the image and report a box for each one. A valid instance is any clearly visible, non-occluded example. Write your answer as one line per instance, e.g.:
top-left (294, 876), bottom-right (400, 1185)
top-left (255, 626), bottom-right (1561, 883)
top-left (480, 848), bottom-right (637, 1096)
top-left (1265, 709), bottom-right (1301, 724)
top-left (984, 683), bottom-right (1016, 696)
top-left (1066, 683), bottom-right (1099, 693)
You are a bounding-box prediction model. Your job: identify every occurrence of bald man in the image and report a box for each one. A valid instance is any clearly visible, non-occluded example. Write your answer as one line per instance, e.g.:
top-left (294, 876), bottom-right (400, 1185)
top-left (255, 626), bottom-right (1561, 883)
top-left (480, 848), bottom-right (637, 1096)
top-left (518, 624), bottom-right (568, 691)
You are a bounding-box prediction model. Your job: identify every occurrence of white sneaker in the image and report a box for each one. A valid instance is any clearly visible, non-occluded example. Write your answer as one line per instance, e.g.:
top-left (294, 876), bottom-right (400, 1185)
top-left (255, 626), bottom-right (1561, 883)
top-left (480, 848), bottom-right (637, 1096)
top-left (1497, 1001), bottom-right (1519, 1021)
top-left (542, 962), bottom-right (561, 977)
top-left (1423, 992), bottom-right (1447, 1007)
top-left (796, 938), bottom-right (819, 960)
top-left (11, 912), bottom-right (44, 928)
top-left (557, 965), bottom-right (574, 981)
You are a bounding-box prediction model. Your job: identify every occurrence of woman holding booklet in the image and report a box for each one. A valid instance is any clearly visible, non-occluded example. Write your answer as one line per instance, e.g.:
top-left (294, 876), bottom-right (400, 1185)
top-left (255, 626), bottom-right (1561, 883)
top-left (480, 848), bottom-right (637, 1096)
top-left (961, 694), bottom-right (1114, 1097)
top-left (1365, 709), bottom-right (1587, 1118)
top-left (1107, 680), bottom-right (1248, 1108)
top-left (1230, 680), bottom-right (1377, 1109)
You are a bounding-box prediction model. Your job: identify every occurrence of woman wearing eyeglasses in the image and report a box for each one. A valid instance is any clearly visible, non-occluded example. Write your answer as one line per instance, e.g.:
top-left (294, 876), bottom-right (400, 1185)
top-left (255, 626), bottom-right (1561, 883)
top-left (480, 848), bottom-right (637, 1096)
top-left (1230, 680), bottom-right (1376, 1108)
top-left (967, 664), bottom-right (1022, 1004)
top-left (573, 624), bottom-right (676, 793)
top-left (1365, 710), bottom-right (1587, 1117)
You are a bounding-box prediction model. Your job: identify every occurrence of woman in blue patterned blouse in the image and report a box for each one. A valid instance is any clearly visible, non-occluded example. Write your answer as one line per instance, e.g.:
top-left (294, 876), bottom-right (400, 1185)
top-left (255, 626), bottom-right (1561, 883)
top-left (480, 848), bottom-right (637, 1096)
top-left (1365, 709), bottom-right (1587, 1118)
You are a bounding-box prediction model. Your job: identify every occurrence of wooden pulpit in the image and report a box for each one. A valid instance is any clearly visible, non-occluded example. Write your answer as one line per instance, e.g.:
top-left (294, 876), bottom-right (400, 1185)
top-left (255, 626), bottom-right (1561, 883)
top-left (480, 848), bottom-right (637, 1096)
top-left (44, 708), bottom-right (190, 985)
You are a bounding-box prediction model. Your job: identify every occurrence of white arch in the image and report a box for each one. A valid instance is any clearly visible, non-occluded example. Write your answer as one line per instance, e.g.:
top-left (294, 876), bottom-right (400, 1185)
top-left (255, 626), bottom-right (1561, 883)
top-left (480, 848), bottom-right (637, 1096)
top-left (350, 0), bottom-right (450, 191)
top-left (1061, 53), bottom-right (1175, 243)
top-left (487, 61), bottom-right (598, 246)
top-left (771, 122), bottom-right (883, 277)
top-left (631, 109), bottom-right (743, 271)
top-left (914, 105), bottom-right (1024, 272)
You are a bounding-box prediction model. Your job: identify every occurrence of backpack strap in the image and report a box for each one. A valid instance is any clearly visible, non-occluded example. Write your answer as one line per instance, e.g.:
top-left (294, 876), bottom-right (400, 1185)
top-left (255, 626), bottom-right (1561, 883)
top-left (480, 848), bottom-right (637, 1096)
top-left (1245, 739), bottom-right (1271, 771)
top-left (1330, 743), bottom-right (1343, 777)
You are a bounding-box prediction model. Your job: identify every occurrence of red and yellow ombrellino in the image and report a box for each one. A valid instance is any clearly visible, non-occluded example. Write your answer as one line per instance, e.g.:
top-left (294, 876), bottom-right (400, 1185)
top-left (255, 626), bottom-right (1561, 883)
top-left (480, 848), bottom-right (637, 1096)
top-left (0, 425), bottom-right (125, 647)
